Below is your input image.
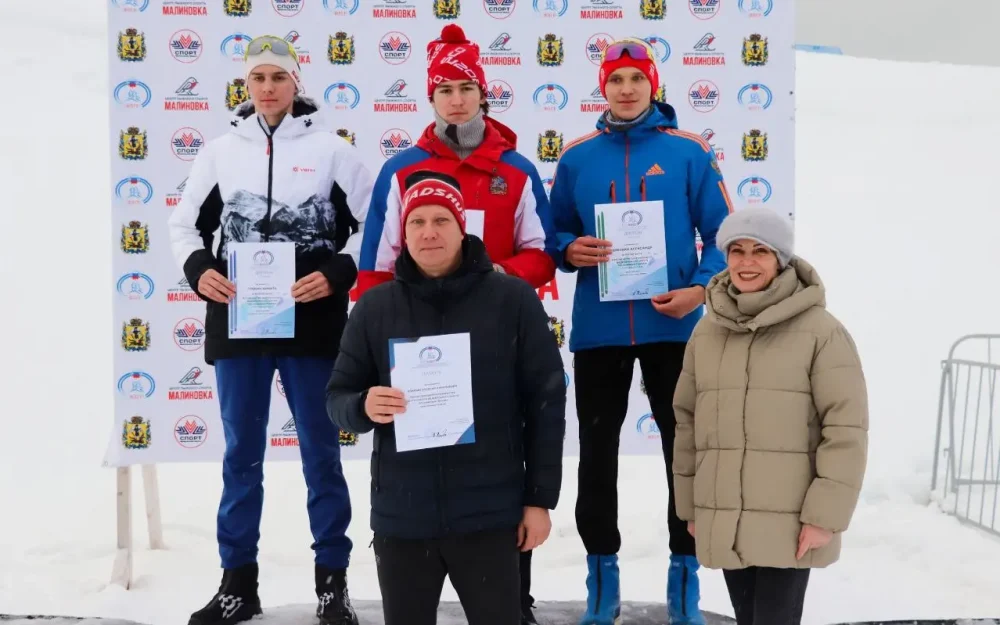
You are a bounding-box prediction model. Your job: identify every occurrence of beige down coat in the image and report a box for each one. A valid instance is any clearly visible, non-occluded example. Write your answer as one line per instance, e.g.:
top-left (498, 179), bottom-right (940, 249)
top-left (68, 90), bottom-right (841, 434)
top-left (672, 257), bottom-right (868, 570)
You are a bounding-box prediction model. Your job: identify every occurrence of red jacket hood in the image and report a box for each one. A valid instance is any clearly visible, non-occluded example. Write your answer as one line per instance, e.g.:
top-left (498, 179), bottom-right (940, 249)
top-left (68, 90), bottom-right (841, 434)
top-left (416, 116), bottom-right (518, 167)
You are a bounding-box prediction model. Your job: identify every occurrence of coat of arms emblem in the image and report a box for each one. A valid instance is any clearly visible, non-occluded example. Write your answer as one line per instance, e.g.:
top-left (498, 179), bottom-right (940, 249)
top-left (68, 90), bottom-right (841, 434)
top-left (121, 221), bottom-right (149, 254)
top-left (548, 316), bottom-right (566, 349)
top-left (742, 34), bottom-right (769, 67)
top-left (122, 318), bottom-right (151, 352)
top-left (490, 176), bottom-right (508, 195)
top-left (537, 34), bottom-right (565, 67)
top-left (328, 32), bottom-right (356, 65)
top-left (223, 0), bottom-right (252, 17)
top-left (336, 128), bottom-right (357, 146)
top-left (741, 129), bottom-right (769, 162)
top-left (117, 28), bottom-right (147, 62)
top-left (433, 0), bottom-right (460, 19)
top-left (119, 127), bottom-right (148, 160)
top-left (122, 416), bottom-right (152, 449)
top-left (339, 430), bottom-right (359, 446)
top-left (537, 130), bottom-right (563, 163)
top-left (639, 0), bottom-right (666, 19)
top-left (226, 78), bottom-right (250, 111)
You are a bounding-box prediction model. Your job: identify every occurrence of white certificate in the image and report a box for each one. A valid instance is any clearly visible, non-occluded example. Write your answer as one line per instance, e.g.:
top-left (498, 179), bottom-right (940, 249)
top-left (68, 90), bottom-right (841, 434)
top-left (389, 332), bottom-right (475, 453)
top-left (594, 200), bottom-right (668, 302)
top-left (228, 241), bottom-right (296, 339)
top-left (464, 209), bottom-right (485, 241)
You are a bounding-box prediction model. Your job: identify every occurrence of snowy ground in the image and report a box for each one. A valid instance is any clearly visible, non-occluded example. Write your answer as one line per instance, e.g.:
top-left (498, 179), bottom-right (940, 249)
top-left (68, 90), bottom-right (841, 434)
top-left (4, 2), bottom-right (1000, 624)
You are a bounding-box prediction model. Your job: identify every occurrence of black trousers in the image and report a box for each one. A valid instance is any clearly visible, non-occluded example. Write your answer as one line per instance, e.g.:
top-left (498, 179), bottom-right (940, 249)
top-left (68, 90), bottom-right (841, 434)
top-left (574, 342), bottom-right (696, 556)
top-left (373, 527), bottom-right (521, 625)
top-left (520, 550), bottom-right (533, 611)
top-left (723, 567), bottom-right (810, 625)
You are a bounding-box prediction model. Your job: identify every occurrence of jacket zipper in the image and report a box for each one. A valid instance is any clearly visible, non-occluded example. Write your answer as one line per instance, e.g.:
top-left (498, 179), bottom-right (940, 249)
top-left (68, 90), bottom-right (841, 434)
top-left (624, 133), bottom-right (635, 345)
top-left (263, 132), bottom-right (275, 242)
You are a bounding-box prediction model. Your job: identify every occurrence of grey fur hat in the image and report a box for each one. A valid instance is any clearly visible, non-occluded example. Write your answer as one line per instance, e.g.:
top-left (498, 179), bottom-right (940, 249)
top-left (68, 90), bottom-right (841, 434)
top-left (716, 207), bottom-right (794, 268)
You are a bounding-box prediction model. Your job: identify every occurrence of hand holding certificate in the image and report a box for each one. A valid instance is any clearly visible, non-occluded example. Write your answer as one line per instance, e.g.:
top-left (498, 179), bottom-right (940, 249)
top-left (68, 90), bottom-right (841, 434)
top-left (291, 271), bottom-right (332, 303)
top-left (364, 387), bottom-right (407, 423)
top-left (594, 200), bottom-right (668, 302)
top-left (565, 235), bottom-right (612, 267)
top-left (388, 333), bottom-right (476, 453)
top-left (228, 241), bottom-right (296, 339)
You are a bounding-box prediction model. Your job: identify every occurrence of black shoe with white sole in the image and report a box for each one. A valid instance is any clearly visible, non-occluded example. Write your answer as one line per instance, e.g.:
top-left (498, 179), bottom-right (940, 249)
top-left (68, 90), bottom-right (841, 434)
top-left (188, 563), bottom-right (263, 625)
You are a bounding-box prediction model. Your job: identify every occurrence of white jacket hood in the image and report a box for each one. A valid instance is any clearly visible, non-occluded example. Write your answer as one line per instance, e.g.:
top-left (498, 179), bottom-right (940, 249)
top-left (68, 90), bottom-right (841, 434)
top-left (229, 95), bottom-right (334, 141)
top-left (167, 94), bottom-right (374, 281)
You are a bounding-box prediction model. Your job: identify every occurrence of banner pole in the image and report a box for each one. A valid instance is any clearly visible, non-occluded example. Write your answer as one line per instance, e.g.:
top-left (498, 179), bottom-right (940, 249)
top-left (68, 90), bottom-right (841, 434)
top-left (110, 466), bottom-right (133, 589)
top-left (142, 464), bottom-right (165, 550)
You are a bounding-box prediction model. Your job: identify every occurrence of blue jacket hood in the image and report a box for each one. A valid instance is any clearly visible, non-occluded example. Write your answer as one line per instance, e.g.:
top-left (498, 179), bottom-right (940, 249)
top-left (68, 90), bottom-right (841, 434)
top-left (595, 101), bottom-right (679, 134)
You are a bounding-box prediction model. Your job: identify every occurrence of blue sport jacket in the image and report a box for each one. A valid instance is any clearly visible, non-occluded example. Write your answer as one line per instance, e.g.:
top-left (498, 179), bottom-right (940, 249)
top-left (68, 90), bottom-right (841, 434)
top-left (549, 102), bottom-right (734, 352)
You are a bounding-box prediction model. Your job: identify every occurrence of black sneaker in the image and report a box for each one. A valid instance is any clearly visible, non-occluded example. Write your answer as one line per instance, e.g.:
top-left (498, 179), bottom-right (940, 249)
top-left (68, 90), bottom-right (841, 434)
top-left (315, 565), bottom-right (359, 625)
top-left (188, 563), bottom-right (263, 625)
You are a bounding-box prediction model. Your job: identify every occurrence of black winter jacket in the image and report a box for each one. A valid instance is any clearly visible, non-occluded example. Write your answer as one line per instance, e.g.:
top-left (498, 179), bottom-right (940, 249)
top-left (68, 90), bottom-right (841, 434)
top-left (325, 236), bottom-right (566, 539)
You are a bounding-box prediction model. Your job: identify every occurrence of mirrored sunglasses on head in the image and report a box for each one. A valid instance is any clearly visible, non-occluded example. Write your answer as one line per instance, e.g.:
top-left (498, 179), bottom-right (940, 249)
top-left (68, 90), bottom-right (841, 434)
top-left (603, 39), bottom-right (654, 62)
top-left (244, 35), bottom-right (298, 63)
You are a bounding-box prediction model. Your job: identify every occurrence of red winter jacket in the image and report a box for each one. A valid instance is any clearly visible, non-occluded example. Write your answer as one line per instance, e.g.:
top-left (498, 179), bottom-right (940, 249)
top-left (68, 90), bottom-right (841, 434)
top-left (355, 117), bottom-right (557, 295)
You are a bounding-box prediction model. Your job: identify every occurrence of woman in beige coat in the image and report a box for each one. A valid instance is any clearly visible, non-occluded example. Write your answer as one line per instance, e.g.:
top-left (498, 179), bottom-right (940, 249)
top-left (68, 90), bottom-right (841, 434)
top-left (672, 207), bottom-right (868, 625)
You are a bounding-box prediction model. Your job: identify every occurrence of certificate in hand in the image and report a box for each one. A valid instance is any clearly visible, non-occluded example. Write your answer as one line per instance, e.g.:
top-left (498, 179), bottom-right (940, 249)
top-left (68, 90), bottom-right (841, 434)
top-left (389, 332), bottom-right (476, 453)
top-left (228, 242), bottom-right (296, 339)
top-left (594, 200), bottom-right (668, 302)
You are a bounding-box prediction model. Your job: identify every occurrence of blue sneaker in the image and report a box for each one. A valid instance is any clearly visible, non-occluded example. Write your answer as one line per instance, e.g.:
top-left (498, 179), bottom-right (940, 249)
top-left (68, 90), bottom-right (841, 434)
top-left (667, 554), bottom-right (705, 625)
top-left (578, 554), bottom-right (621, 625)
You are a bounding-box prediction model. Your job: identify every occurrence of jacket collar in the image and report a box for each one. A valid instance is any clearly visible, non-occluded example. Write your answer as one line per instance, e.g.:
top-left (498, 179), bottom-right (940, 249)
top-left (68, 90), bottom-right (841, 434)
top-left (416, 116), bottom-right (517, 173)
top-left (393, 235), bottom-right (494, 303)
top-left (228, 96), bottom-right (331, 142)
top-left (705, 257), bottom-right (827, 332)
top-left (595, 101), bottom-right (679, 139)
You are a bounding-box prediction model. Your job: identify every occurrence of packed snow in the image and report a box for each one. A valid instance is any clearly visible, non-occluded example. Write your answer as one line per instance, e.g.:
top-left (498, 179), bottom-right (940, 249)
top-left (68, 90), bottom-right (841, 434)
top-left (3, 1), bottom-right (1000, 624)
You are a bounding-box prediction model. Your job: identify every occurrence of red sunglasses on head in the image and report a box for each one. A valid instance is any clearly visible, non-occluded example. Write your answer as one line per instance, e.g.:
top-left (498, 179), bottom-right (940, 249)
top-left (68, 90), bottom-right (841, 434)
top-left (603, 40), bottom-right (654, 62)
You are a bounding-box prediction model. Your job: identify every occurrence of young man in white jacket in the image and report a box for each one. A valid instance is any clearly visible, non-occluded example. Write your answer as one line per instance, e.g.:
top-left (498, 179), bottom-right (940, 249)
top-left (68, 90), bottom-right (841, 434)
top-left (167, 36), bottom-right (373, 625)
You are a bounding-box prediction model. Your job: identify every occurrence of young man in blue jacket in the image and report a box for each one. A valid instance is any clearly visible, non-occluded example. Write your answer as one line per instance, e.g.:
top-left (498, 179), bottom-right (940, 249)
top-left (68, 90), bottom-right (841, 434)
top-left (548, 38), bottom-right (733, 625)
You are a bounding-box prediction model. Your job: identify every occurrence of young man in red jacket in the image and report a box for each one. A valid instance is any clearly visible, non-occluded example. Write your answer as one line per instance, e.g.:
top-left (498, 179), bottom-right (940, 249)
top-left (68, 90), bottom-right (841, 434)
top-left (355, 24), bottom-right (558, 625)
top-left (356, 24), bottom-right (557, 294)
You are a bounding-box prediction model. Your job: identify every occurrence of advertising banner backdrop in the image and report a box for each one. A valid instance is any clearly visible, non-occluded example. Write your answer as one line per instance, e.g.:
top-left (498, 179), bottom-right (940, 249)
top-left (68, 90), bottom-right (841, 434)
top-left (105, 0), bottom-right (795, 467)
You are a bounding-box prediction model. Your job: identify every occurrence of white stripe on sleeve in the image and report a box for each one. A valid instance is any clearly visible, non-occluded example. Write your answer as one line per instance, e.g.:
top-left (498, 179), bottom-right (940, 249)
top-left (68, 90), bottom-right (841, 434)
top-left (375, 174), bottom-right (404, 272)
top-left (514, 176), bottom-right (547, 252)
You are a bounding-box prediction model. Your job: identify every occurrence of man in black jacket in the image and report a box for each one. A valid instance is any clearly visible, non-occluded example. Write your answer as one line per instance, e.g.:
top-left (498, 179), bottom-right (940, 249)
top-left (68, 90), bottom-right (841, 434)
top-left (326, 171), bottom-right (566, 625)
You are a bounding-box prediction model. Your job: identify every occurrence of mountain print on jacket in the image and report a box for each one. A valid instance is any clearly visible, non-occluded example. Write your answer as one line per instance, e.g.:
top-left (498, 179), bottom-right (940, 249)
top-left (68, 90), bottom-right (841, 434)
top-left (220, 190), bottom-right (337, 257)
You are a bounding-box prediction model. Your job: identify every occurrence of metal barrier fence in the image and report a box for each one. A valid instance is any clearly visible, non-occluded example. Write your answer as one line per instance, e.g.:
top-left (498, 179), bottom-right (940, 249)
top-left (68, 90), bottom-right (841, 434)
top-left (932, 334), bottom-right (1000, 535)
